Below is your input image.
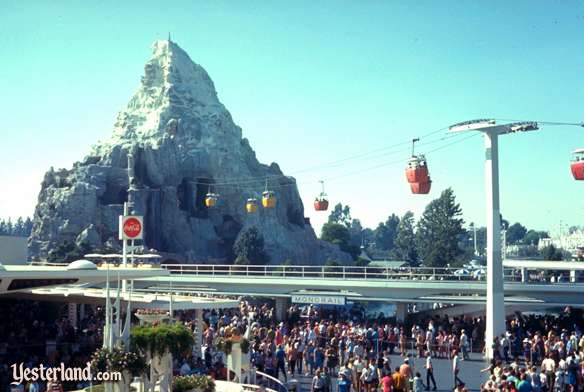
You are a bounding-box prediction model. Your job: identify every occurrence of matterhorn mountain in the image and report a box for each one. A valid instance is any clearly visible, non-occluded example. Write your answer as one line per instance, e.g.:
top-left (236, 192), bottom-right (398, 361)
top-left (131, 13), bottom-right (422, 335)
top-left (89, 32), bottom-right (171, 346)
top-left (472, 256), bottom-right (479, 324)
top-left (29, 40), bottom-right (351, 265)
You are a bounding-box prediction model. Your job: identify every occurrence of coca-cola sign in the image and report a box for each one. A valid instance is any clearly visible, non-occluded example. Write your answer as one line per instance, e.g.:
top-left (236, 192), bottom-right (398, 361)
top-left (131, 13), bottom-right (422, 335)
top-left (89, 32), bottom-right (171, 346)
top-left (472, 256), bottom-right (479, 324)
top-left (119, 215), bottom-right (144, 240)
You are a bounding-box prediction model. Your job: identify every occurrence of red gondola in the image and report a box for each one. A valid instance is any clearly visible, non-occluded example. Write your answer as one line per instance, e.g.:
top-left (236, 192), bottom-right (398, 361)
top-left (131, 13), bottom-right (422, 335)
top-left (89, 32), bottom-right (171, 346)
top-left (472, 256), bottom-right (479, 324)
top-left (314, 199), bottom-right (329, 211)
top-left (405, 156), bottom-right (429, 183)
top-left (571, 149), bottom-right (584, 181)
top-left (405, 138), bottom-right (432, 194)
top-left (314, 180), bottom-right (329, 211)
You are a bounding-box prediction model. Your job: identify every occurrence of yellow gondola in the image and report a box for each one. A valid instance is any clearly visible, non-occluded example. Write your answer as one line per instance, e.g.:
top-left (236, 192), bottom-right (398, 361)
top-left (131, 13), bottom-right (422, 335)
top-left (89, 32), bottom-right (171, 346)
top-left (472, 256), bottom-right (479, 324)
top-left (262, 191), bottom-right (277, 208)
top-left (205, 193), bottom-right (218, 208)
top-left (246, 198), bottom-right (259, 213)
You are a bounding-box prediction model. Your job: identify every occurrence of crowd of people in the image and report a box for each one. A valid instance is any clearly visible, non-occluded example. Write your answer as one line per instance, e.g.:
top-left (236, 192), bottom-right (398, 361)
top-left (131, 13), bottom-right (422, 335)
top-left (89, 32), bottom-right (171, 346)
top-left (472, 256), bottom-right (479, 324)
top-left (194, 302), bottom-right (481, 392)
top-left (480, 311), bottom-right (584, 392)
top-left (0, 300), bottom-right (105, 392)
top-left (194, 302), bottom-right (584, 392)
top-left (1, 297), bottom-right (584, 392)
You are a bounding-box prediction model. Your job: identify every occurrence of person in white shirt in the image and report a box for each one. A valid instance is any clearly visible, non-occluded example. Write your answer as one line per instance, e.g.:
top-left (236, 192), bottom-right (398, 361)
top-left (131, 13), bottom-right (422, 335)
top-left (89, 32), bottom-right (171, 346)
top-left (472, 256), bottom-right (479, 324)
top-left (452, 351), bottom-right (463, 389)
top-left (360, 366), bottom-right (370, 392)
top-left (500, 334), bottom-right (510, 362)
top-left (354, 356), bottom-right (365, 392)
top-left (539, 371), bottom-right (548, 392)
top-left (308, 329), bottom-right (317, 343)
top-left (554, 368), bottom-right (565, 392)
top-left (542, 354), bottom-right (556, 385)
top-left (425, 329), bottom-right (433, 356)
top-left (425, 353), bottom-right (437, 390)
top-left (460, 330), bottom-right (469, 360)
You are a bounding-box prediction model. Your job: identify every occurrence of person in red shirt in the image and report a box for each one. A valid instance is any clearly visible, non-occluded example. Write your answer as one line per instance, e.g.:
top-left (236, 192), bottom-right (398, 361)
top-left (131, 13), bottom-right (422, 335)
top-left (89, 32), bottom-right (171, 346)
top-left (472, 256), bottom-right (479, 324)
top-left (381, 372), bottom-right (393, 392)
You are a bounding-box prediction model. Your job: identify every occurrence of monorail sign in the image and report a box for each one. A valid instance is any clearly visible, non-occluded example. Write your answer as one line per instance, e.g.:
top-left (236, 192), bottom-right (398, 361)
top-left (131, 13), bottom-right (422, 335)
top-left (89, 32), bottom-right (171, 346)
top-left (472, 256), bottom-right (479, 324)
top-left (291, 294), bottom-right (346, 306)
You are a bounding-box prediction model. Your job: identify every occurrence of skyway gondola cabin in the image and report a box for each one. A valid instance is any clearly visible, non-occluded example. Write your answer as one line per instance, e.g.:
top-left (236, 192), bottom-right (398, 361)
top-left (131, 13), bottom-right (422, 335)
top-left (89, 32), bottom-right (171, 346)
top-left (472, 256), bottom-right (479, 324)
top-left (571, 149), bottom-right (584, 180)
top-left (314, 180), bottom-right (329, 211)
top-left (405, 139), bottom-right (431, 194)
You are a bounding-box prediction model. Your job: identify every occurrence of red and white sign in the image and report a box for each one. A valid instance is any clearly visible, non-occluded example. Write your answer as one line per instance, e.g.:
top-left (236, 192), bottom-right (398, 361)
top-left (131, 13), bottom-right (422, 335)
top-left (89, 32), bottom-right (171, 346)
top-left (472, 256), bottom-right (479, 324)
top-left (119, 215), bottom-right (144, 240)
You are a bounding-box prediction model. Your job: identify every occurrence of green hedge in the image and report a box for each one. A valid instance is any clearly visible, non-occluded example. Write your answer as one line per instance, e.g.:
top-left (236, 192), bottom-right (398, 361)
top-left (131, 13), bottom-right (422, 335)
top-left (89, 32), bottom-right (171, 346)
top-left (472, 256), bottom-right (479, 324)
top-left (131, 324), bottom-right (194, 358)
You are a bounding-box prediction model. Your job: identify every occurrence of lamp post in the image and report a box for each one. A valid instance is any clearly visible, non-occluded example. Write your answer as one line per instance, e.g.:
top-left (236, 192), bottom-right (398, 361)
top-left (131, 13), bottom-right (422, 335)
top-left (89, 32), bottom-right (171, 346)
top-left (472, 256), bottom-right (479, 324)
top-left (470, 222), bottom-right (478, 256)
top-left (449, 119), bottom-right (538, 359)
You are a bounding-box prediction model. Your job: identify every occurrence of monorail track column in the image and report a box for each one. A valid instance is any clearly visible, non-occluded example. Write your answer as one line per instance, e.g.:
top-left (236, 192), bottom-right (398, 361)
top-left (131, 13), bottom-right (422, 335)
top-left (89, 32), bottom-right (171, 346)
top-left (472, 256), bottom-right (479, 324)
top-left (274, 297), bottom-right (289, 322)
top-left (194, 308), bottom-right (203, 358)
top-left (484, 130), bottom-right (505, 360)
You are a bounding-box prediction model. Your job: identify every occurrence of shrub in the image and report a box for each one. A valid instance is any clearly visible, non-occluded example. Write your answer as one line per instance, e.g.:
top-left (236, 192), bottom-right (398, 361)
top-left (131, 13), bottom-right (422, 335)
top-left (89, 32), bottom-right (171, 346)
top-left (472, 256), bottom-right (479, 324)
top-left (91, 347), bottom-right (147, 376)
top-left (172, 375), bottom-right (215, 392)
top-left (131, 324), bottom-right (194, 358)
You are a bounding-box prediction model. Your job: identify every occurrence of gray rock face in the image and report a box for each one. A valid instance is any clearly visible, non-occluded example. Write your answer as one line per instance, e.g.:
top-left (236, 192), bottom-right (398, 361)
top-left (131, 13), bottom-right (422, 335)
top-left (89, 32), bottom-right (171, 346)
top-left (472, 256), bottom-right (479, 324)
top-left (29, 40), bottom-right (351, 265)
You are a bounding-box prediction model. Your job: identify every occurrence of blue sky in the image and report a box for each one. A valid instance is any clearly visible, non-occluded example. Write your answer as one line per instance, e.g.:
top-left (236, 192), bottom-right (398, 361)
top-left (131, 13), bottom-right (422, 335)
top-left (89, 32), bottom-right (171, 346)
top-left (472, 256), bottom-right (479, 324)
top-left (1, 1), bottom-right (583, 235)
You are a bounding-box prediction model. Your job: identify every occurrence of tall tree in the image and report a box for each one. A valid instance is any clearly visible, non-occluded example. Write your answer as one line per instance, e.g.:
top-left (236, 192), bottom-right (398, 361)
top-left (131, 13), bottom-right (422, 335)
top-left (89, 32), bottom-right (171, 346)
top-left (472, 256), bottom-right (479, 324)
top-left (4, 219), bottom-right (13, 236)
top-left (13, 217), bottom-right (25, 237)
top-left (233, 226), bottom-right (269, 265)
top-left (506, 222), bottom-right (527, 244)
top-left (523, 230), bottom-right (549, 246)
top-left (541, 244), bottom-right (564, 261)
top-left (416, 188), bottom-right (465, 267)
top-left (374, 214), bottom-right (400, 251)
top-left (24, 217), bottom-right (34, 237)
top-left (328, 203), bottom-right (352, 228)
top-left (321, 222), bottom-right (360, 260)
top-left (391, 211), bottom-right (418, 265)
top-left (47, 241), bottom-right (92, 263)
top-left (500, 214), bottom-right (510, 230)
top-left (348, 219), bottom-right (364, 246)
top-left (0, 217), bottom-right (33, 237)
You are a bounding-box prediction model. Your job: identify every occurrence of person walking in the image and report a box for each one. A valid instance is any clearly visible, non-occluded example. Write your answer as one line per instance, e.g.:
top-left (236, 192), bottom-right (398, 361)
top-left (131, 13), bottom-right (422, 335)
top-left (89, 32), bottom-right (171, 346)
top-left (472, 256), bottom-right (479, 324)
top-left (392, 367), bottom-right (406, 392)
top-left (452, 350), bottom-right (464, 389)
top-left (424, 353), bottom-right (436, 391)
top-left (287, 341), bottom-right (298, 376)
top-left (276, 344), bottom-right (287, 381)
top-left (337, 372), bottom-right (351, 392)
top-left (312, 369), bottom-right (326, 392)
top-left (460, 330), bottom-right (469, 360)
top-left (380, 371), bottom-right (393, 392)
top-left (412, 372), bottom-right (425, 392)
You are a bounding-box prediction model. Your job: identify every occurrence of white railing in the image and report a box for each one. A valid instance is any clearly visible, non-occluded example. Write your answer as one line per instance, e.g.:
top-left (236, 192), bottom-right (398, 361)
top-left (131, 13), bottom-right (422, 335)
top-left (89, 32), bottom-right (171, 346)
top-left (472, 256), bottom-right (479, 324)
top-left (160, 263), bottom-right (524, 282)
top-left (252, 371), bottom-right (287, 392)
top-left (28, 261), bottom-right (581, 284)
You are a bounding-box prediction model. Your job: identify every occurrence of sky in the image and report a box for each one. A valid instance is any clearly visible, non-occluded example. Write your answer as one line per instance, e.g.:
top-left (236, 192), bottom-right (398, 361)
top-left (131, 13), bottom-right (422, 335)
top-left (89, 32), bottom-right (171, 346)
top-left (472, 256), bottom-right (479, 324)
top-left (1, 0), bottom-right (583, 236)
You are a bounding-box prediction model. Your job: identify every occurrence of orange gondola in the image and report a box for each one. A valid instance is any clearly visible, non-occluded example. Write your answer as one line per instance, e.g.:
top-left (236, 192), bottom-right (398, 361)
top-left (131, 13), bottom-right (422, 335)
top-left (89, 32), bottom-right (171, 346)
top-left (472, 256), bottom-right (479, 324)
top-left (405, 156), bottom-right (429, 184)
top-left (571, 149), bottom-right (584, 181)
top-left (314, 180), bottom-right (329, 211)
top-left (314, 199), bottom-right (329, 211)
top-left (405, 138), bottom-right (432, 194)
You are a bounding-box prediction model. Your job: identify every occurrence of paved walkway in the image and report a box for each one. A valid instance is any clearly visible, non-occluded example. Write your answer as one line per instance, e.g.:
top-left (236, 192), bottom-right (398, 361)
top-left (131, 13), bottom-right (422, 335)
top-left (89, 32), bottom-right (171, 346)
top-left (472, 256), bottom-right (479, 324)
top-left (282, 352), bottom-right (489, 392)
